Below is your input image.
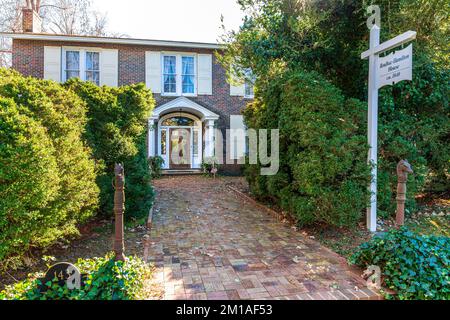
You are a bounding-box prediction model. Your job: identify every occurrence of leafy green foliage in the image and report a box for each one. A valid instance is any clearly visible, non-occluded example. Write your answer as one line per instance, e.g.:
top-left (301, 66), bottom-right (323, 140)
top-left (244, 70), bottom-right (370, 227)
top-left (148, 156), bottom-right (165, 178)
top-left (0, 254), bottom-right (151, 300)
top-left (64, 79), bottom-right (155, 219)
top-left (0, 98), bottom-right (60, 264)
top-left (349, 227), bottom-right (450, 300)
top-left (221, 0), bottom-right (449, 216)
top-left (0, 69), bottom-right (99, 265)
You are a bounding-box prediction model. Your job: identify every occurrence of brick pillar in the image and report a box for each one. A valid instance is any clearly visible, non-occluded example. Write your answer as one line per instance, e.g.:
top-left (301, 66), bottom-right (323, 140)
top-left (22, 8), bottom-right (42, 33)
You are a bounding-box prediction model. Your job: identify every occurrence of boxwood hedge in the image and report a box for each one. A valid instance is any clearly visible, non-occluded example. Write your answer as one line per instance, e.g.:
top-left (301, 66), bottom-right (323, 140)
top-left (243, 69), bottom-right (370, 227)
top-left (0, 70), bottom-right (99, 266)
top-left (0, 69), bottom-right (155, 267)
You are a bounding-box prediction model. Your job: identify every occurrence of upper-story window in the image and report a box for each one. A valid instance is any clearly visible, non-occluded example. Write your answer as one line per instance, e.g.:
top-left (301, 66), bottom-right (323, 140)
top-left (162, 54), bottom-right (196, 96)
top-left (244, 69), bottom-right (255, 98)
top-left (63, 48), bottom-right (100, 85)
top-left (85, 52), bottom-right (100, 85)
top-left (182, 56), bottom-right (195, 94)
top-left (163, 55), bottom-right (177, 93)
top-left (65, 51), bottom-right (80, 80)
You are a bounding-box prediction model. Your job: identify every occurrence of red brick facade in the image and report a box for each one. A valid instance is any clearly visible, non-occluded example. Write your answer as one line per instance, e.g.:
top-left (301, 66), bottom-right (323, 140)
top-left (11, 38), bottom-right (249, 173)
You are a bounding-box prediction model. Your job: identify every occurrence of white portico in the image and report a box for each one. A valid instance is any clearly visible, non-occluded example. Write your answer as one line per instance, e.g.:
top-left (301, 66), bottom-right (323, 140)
top-left (148, 97), bottom-right (219, 170)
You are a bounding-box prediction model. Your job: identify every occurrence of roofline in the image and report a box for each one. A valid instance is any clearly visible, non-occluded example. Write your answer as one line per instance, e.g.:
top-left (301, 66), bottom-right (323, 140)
top-left (0, 33), bottom-right (223, 50)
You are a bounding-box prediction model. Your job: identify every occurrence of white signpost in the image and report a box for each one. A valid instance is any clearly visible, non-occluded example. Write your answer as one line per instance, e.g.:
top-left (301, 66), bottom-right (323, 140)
top-left (361, 6), bottom-right (416, 232)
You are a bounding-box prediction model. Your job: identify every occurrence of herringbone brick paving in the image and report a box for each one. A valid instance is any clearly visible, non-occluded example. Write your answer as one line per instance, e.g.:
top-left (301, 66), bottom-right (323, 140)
top-left (146, 176), bottom-right (381, 300)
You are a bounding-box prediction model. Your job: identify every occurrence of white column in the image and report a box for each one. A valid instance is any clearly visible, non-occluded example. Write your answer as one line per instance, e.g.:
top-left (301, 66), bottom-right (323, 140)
top-left (204, 119), bottom-right (215, 158)
top-left (367, 25), bottom-right (380, 232)
top-left (148, 118), bottom-right (157, 158)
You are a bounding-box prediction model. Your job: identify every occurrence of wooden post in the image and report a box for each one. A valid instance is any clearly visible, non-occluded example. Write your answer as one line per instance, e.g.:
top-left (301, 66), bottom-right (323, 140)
top-left (396, 160), bottom-right (413, 227)
top-left (113, 163), bottom-right (126, 261)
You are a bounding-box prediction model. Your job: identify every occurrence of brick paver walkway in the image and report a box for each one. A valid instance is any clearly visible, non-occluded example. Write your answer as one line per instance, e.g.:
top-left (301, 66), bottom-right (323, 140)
top-left (146, 176), bottom-right (380, 300)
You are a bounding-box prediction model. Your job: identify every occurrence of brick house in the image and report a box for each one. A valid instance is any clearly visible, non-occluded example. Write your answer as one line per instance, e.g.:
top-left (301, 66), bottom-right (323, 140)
top-left (2, 9), bottom-right (253, 173)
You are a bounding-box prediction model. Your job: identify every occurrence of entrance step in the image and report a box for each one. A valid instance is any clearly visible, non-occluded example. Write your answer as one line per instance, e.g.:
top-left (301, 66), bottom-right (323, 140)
top-left (161, 169), bottom-right (203, 175)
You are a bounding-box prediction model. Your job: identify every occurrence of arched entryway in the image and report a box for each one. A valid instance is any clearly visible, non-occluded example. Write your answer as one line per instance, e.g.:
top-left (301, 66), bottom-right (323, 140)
top-left (148, 97), bottom-right (219, 170)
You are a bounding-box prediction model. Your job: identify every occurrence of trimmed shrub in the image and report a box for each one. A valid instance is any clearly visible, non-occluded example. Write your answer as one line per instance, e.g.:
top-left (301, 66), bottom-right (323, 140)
top-left (64, 79), bottom-right (155, 219)
top-left (0, 98), bottom-right (60, 264)
top-left (0, 254), bottom-right (151, 300)
top-left (349, 228), bottom-right (450, 300)
top-left (243, 69), bottom-right (370, 227)
top-left (0, 70), bottom-right (99, 265)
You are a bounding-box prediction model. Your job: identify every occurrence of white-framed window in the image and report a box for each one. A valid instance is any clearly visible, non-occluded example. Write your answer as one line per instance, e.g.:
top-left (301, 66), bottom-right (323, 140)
top-left (63, 48), bottom-right (101, 85)
top-left (182, 56), bottom-right (195, 94)
top-left (85, 51), bottom-right (100, 86)
top-left (65, 50), bottom-right (80, 80)
top-left (163, 55), bottom-right (177, 94)
top-left (244, 69), bottom-right (255, 98)
top-left (162, 53), bottom-right (197, 96)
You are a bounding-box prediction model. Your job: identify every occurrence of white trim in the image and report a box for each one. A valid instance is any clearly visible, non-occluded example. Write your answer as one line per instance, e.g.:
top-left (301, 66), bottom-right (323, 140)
top-left (361, 30), bottom-right (416, 59)
top-left (151, 97), bottom-right (219, 122)
top-left (62, 47), bottom-right (101, 84)
top-left (161, 53), bottom-right (197, 97)
top-left (157, 112), bottom-right (203, 169)
top-left (1, 33), bottom-right (222, 50)
top-left (150, 97), bottom-right (218, 169)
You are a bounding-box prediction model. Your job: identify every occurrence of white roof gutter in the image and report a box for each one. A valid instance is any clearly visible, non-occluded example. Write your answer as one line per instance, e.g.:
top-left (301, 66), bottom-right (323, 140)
top-left (0, 33), bottom-right (222, 50)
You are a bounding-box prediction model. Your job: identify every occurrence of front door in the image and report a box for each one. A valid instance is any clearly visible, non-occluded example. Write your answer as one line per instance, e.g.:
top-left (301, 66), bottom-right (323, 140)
top-left (169, 128), bottom-right (191, 169)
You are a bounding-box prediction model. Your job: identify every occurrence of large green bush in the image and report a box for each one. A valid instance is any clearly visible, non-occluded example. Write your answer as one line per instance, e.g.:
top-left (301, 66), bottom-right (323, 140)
top-left (0, 70), bottom-right (99, 265)
top-left (0, 254), bottom-right (151, 300)
top-left (221, 0), bottom-right (449, 217)
top-left (244, 70), bottom-right (370, 227)
top-left (65, 79), bottom-right (155, 219)
top-left (0, 98), bottom-right (60, 264)
top-left (349, 227), bottom-right (450, 300)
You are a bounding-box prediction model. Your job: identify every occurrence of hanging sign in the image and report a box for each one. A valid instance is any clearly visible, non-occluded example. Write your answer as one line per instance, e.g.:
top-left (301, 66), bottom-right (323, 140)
top-left (377, 44), bottom-right (413, 89)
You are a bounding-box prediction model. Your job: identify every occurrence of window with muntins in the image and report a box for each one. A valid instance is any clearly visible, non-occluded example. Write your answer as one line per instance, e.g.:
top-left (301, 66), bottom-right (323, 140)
top-left (64, 49), bottom-right (100, 85)
top-left (182, 56), bottom-right (195, 94)
top-left (65, 51), bottom-right (80, 80)
top-left (163, 56), bottom-right (177, 93)
top-left (162, 54), bottom-right (196, 95)
top-left (85, 52), bottom-right (100, 86)
top-left (161, 116), bottom-right (195, 127)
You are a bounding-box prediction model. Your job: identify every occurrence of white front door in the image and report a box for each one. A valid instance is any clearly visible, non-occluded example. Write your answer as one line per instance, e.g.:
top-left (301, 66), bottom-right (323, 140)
top-left (157, 113), bottom-right (202, 170)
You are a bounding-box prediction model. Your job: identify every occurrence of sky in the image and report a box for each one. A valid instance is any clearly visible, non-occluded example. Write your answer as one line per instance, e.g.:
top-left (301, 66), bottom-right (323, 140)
top-left (91, 0), bottom-right (245, 43)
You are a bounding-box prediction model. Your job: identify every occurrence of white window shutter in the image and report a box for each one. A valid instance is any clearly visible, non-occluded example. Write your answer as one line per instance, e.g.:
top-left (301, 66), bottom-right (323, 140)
top-left (197, 54), bottom-right (212, 95)
top-left (44, 46), bottom-right (61, 82)
top-left (100, 49), bottom-right (118, 87)
top-left (145, 51), bottom-right (161, 93)
top-left (229, 73), bottom-right (245, 96)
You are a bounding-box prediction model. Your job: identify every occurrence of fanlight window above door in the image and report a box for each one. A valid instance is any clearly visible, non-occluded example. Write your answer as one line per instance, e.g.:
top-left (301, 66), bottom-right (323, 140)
top-left (161, 116), bottom-right (195, 127)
